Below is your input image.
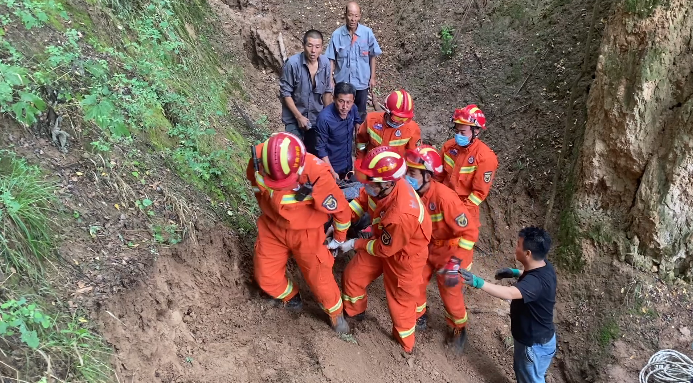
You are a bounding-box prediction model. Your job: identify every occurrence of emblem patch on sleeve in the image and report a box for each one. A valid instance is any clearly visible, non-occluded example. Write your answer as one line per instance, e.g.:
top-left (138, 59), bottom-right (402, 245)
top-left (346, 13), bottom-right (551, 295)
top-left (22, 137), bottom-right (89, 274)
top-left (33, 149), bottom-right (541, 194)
top-left (381, 228), bottom-right (392, 246)
top-left (484, 171), bottom-right (493, 183)
top-left (455, 213), bottom-right (468, 227)
top-left (322, 194), bottom-right (338, 211)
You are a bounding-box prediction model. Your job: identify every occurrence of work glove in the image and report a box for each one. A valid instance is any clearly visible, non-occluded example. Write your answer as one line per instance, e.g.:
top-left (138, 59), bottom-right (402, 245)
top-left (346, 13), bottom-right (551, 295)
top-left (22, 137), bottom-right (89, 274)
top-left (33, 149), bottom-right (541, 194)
top-left (460, 270), bottom-right (485, 289)
top-left (326, 238), bottom-right (342, 250)
top-left (338, 239), bottom-right (356, 253)
top-left (494, 267), bottom-right (521, 280)
top-left (440, 257), bottom-right (462, 287)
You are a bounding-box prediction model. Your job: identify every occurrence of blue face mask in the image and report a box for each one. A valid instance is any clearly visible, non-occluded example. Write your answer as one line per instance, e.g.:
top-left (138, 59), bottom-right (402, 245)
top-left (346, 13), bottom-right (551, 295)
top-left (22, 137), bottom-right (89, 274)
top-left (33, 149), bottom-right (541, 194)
top-left (405, 175), bottom-right (421, 191)
top-left (455, 133), bottom-right (470, 147)
top-left (364, 183), bottom-right (379, 197)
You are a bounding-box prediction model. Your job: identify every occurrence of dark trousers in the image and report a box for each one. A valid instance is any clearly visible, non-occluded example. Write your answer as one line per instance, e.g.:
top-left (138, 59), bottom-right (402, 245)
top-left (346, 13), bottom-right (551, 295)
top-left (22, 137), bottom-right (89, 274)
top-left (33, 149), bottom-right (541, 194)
top-left (355, 89), bottom-right (369, 121)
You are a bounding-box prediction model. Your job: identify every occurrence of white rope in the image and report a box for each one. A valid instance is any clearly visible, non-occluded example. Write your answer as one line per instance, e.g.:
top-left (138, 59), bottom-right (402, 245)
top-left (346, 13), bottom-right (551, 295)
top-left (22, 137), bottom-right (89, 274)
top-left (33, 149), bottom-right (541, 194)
top-left (640, 349), bottom-right (693, 383)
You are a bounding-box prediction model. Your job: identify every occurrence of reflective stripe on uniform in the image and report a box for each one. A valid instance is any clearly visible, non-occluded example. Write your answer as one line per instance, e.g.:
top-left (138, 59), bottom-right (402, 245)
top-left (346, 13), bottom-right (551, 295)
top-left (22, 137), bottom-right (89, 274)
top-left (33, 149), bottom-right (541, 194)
top-left (416, 302), bottom-right (427, 313)
top-left (444, 154), bottom-right (454, 168)
top-left (466, 262), bottom-right (473, 271)
top-left (413, 192), bottom-right (425, 224)
top-left (252, 186), bottom-right (260, 193)
top-left (459, 166), bottom-right (478, 174)
top-left (430, 213), bottom-right (443, 222)
top-left (469, 193), bottom-right (483, 206)
top-left (334, 219), bottom-right (351, 231)
top-left (368, 128), bottom-right (383, 144)
top-left (281, 194), bottom-right (314, 204)
top-left (399, 326), bottom-right (416, 339)
top-left (366, 239), bottom-right (376, 256)
top-left (368, 197), bottom-right (377, 211)
top-left (388, 138), bottom-right (410, 146)
top-left (356, 143), bottom-right (367, 151)
top-left (445, 310), bottom-right (468, 325)
top-left (277, 280), bottom-right (294, 300)
top-left (372, 217), bottom-right (381, 225)
top-left (323, 298), bottom-right (343, 313)
top-left (458, 238), bottom-right (475, 250)
top-left (342, 293), bottom-right (365, 304)
top-left (350, 200), bottom-right (365, 217)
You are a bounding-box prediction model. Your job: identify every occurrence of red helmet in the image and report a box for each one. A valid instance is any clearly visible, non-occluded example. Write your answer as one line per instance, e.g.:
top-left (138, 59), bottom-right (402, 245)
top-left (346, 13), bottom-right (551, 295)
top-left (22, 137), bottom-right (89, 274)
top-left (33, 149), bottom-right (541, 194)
top-left (405, 145), bottom-right (444, 176)
top-left (453, 104), bottom-right (487, 129)
top-left (384, 89), bottom-right (414, 124)
top-left (355, 146), bottom-right (407, 182)
top-left (260, 132), bottom-right (306, 189)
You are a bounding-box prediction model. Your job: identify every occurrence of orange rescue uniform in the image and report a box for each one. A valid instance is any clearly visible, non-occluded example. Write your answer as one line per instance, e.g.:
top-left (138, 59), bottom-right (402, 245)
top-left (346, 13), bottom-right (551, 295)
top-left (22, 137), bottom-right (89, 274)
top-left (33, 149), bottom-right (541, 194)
top-left (342, 179), bottom-right (432, 353)
top-left (415, 180), bottom-right (479, 329)
top-left (440, 138), bottom-right (498, 227)
top-left (247, 146), bottom-right (352, 319)
top-left (356, 111), bottom-right (421, 160)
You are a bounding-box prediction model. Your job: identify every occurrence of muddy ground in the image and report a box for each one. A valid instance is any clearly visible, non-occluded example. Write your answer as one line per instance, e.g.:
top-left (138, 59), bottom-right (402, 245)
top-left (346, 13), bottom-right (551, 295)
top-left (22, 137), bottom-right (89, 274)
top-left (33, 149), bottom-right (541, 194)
top-left (2, 0), bottom-right (692, 382)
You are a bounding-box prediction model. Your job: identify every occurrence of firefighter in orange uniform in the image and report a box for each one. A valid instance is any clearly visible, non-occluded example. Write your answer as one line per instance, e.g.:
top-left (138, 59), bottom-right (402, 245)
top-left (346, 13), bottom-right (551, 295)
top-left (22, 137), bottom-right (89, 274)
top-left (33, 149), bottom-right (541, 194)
top-left (404, 146), bottom-right (479, 354)
top-left (328, 146), bottom-right (432, 353)
top-left (355, 89), bottom-right (421, 160)
top-left (440, 105), bottom-right (498, 228)
top-left (247, 132), bottom-right (351, 334)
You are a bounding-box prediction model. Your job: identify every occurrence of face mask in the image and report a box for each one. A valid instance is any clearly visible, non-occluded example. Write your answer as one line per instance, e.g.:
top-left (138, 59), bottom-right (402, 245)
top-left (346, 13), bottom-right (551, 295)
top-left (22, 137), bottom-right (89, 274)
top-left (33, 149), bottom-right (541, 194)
top-left (405, 175), bottom-right (421, 191)
top-left (364, 183), bottom-right (379, 197)
top-left (455, 133), bottom-right (470, 147)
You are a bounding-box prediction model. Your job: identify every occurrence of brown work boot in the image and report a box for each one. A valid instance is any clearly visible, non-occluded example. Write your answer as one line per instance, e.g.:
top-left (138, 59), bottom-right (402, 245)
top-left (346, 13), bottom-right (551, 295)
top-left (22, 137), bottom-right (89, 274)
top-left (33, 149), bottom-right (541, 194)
top-left (448, 327), bottom-right (468, 354)
top-left (330, 314), bottom-right (350, 334)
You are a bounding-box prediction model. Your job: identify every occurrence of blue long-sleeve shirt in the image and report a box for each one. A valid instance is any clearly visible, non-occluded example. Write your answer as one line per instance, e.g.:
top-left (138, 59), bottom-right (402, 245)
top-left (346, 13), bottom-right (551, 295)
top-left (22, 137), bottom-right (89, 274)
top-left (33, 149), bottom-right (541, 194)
top-left (315, 103), bottom-right (362, 174)
top-left (279, 53), bottom-right (333, 126)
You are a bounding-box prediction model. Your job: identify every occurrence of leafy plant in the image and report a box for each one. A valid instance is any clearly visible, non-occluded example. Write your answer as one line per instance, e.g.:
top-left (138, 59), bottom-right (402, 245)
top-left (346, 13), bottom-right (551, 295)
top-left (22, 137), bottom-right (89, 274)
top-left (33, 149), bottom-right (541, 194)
top-left (0, 63), bottom-right (47, 125)
top-left (152, 223), bottom-right (181, 245)
top-left (0, 298), bottom-right (51, 349)
top-left (0, 151), bottom-right (56, 278)
top-left (439, 26), bottom-right (456, 59)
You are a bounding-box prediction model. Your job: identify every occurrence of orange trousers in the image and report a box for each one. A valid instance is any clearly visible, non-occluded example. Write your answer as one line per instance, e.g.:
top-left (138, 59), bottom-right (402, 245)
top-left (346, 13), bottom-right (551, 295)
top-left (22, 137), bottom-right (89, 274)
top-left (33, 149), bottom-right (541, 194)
top-left (342, 251), bottom-right (427, 353)
top-left (254, 215), bottom-right (343, 318)
top-left (416, 241), bottom-right (474, 329)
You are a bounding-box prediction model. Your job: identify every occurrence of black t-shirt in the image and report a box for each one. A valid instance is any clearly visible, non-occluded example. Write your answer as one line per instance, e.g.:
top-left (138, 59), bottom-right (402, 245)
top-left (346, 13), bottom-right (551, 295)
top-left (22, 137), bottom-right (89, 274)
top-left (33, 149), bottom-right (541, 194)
top-left (510, 261), bottom-right (557, 346)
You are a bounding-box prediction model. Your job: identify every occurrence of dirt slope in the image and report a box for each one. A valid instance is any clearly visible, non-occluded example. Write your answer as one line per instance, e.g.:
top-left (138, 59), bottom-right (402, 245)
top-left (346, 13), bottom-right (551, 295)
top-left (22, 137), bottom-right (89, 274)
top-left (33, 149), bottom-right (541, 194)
top-left (2, 0), bottom-right (690, 382)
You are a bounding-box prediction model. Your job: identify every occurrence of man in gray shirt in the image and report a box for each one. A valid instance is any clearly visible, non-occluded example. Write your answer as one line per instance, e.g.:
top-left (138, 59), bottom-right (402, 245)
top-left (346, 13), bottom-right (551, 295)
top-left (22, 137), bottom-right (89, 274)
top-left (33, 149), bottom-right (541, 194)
top-left (280, 29), bottom-right (333, 153)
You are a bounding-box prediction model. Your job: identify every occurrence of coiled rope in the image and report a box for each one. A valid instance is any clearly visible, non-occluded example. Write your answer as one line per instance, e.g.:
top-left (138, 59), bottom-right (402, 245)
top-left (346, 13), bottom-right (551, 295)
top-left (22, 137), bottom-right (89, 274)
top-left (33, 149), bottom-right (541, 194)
top-left (639, 349), bottom-right (693, 383)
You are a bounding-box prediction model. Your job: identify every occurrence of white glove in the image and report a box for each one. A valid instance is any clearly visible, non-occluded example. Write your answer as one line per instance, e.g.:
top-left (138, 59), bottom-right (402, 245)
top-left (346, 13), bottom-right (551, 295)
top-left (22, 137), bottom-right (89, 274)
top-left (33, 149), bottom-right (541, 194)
top-left (327, 239), bottom-right (343, 250)
top-left (338, 239), bottom-right (356, 253)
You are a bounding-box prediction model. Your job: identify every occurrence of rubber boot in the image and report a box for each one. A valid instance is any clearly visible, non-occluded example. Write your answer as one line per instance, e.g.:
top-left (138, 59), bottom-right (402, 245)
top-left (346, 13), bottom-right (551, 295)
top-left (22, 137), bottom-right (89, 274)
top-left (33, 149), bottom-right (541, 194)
top-left (449, 327), bottom-right (468, 354)
top-left (284, 294), bottom-right (303, 311)
top-left (345, 311), bottom-right (365, 321)
top-left (330, 314), bottom-right (350, 334)
top-left (416, 312), bottom-right (428, 331)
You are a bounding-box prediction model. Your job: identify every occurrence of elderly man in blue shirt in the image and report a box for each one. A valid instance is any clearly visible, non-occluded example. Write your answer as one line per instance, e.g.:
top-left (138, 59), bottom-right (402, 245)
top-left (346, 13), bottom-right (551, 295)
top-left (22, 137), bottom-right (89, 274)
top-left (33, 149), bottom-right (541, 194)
top-left (327, 2), bottom-right (382, 121)
top-left (280, 29), bottom-right (334, 151)
top-left (315, 82), bottom-right (362, 181)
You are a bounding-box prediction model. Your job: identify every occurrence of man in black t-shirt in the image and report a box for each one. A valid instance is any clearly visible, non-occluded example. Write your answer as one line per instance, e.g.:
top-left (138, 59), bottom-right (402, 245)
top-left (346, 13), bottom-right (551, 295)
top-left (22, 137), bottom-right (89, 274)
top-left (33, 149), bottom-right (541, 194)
top-left (458, 227), bottom-right (557, 383)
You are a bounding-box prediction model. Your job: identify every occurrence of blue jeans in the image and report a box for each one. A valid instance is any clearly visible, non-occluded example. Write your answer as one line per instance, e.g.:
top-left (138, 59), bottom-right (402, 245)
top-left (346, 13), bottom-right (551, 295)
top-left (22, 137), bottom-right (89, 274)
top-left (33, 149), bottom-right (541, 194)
top-left (513, 334), bottom-right (557, 383)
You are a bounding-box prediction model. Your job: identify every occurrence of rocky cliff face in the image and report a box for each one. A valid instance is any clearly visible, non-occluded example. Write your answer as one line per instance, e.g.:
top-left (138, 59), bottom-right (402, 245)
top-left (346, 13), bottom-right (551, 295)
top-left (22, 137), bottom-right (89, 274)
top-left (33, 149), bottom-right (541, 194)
top-left (578, 0), bottom-right (692, 280)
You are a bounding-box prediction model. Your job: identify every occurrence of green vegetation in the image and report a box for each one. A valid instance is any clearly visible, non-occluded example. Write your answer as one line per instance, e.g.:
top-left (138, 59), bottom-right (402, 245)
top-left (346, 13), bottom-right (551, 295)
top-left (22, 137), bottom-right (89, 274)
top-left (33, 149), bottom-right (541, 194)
top-left (624, 0), bottom-right (664, 18)
top-left (439, 26), bottom-right (456, 59)
top-left (597, 318), bottom-right (620, 347)
top-left (0, 0), bottom-right (263, 380)
top-left (0, 150), bottom-right (57, 279)
top-left (587, 221), bottom-right (614, 246)
top-left (0, 296), bottom-right (114, 382)
top-left (0, 0), bottom-right (257, 231)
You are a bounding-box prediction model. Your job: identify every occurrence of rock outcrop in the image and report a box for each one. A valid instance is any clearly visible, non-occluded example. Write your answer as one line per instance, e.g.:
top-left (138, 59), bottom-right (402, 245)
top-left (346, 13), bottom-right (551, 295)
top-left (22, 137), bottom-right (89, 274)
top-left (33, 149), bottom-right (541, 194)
top-left (578, 0), bottom-right (693, 280)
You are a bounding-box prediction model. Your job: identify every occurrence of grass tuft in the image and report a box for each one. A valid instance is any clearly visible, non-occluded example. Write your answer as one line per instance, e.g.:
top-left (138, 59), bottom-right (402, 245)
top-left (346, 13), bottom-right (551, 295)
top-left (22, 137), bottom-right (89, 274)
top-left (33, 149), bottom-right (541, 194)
top-left (0, 150), bottom-right (57, 279)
